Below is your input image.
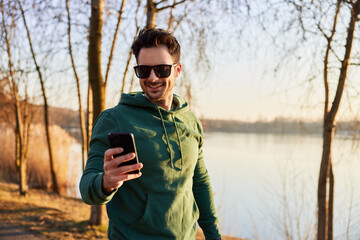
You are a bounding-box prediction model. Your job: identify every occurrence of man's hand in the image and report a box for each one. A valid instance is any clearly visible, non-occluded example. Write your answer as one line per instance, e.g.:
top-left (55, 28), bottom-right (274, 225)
top-left (102, 147), bottom-right (143, 195)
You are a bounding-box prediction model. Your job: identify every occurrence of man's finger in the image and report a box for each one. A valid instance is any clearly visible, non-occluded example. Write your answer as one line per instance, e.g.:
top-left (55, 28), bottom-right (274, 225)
top-left (114, 153), bottom-right (136, 164)
top-left (118, 171), bottom-right (142, 182)
top-left (115, 163), bottom-right (143, 175)
top-left (104, 147), bottom-right (123, 162)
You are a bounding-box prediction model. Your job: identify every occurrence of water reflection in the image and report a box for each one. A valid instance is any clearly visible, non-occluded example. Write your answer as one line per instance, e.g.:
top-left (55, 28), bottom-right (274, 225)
top-left (203, 132), bottom-right (360, 239)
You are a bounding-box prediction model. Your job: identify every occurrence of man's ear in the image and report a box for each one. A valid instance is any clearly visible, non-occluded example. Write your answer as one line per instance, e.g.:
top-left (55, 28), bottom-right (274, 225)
top-left (174, 63), bottom-right (182, 78)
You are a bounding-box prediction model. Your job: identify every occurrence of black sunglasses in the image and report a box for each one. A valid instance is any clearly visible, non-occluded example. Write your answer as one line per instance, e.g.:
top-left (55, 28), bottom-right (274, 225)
top-left (134, 64), bottom-right (178, 78)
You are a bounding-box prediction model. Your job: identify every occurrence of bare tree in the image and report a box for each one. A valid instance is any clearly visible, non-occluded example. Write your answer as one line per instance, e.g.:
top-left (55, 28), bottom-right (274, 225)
top-left (17, 0), bottom-right (59, 194)
top-left (65, 0), bottom-right (87, 171)
top-left (17, 0), bottom-right (60, 193)
top-left (317, 1), bottom-right (360, 239)
top-left (1, 0), bottom-right (30, 196)
top-left (88, 0), bottom-right (107, 226)
top-left (258, 0), bottom-right (360, 239)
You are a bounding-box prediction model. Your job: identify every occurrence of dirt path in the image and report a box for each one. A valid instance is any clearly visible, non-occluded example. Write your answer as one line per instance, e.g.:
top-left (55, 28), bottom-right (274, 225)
top-left (0, 222), bottom-right (43, 239)
top-left (0, 181), bottom-right (107, 239)
top-left (0, 181), bottom-right (245, 240)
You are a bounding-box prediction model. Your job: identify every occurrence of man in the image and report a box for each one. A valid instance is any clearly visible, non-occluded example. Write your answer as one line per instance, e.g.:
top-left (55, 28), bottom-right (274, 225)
top-left (80, 28), bottom-right (222, 240)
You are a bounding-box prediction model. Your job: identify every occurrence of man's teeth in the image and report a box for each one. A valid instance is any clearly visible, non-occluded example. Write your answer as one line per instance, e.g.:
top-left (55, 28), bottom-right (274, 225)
top-left (148, 84), bottom-right (162, 88)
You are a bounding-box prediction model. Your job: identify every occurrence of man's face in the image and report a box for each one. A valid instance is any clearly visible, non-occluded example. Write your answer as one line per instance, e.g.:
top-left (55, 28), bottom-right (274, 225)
top-left (137, 45), bottom-right (181, 109)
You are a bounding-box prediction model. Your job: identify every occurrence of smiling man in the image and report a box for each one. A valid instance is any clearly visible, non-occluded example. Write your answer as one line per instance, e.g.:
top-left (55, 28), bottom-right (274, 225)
top-left (136, 44), bottom-right (180, 110)
top-left (80, 28), bottom-right (222, 240)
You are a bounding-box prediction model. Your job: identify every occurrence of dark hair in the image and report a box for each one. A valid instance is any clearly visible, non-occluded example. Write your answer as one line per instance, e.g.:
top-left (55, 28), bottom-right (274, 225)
top-left (131, 28), bottom-right (181, 63)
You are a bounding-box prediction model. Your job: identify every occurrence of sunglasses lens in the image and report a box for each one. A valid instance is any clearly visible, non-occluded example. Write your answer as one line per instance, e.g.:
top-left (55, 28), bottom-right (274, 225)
top-left (154, 65), bottom-right (172, 78)
top-left (134, 66), bottom-right (151, 78)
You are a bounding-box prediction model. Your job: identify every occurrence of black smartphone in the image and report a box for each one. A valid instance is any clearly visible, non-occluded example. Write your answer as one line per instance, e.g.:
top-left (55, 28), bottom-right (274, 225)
top-left (108, 132), bottom-right (140, 174)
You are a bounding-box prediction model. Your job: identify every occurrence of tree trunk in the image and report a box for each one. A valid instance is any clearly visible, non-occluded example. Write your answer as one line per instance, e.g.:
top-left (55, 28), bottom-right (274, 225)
top-left (317, 119), bottom-right (334, 240)
top-left (317, 1), bottom-right (360, 239)
top-left (66, 0), bottom-right (87, 171)
top-left (1, 1), bottom-right (28, 195)
top-left (87, 83), bottom-right (93, 154)
top-left (88, 0), bottom-right (106, 118)
top-left (17, 0), bottom-right (59, 194)
top-left (15, 124), bottom-right (20, 169)
top-left (88, 0), bottom-right (107, 226)
top-left (328, 164), bottom-right (334, 240)
top-left (146, 0), bottom-right (158, 29)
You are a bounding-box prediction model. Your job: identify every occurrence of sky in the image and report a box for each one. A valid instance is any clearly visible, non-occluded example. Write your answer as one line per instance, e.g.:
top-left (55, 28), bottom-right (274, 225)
top-left (10, 0), bottom-right (360, 123)
top-left (175, 51), bottom-right (360, 122)
top-left (191, 63), bottom-right (294, 121)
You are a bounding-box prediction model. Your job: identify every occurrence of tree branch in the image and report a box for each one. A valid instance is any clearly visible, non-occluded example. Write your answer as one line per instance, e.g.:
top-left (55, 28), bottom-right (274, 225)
top-left (322, 0), bottom-right (341, 118)
top-left (104, 0), bottom-right (127, 87)
top-left (157, 0), bottom-right (186, 12)
top-left (328, 0), bottom-right (360, 121)
top-left (154, 0), bottom-right (168, 7)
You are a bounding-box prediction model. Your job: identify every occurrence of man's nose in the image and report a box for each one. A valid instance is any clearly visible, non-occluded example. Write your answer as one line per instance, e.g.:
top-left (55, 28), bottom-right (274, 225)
top-left (147, 69), bottom-right (158, 81)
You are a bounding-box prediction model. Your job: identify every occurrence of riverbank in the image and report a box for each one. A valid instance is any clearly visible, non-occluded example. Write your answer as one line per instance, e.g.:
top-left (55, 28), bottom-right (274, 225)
top-left (0, 181), bottom-right (244, 240)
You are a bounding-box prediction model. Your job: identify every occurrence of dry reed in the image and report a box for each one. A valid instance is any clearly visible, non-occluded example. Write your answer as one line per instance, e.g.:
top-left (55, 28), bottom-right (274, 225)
top-left (0, 123), bottom-right (80, 195)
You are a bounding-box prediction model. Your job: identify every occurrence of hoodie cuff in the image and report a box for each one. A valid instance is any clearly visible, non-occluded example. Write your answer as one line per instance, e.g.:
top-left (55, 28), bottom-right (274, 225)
top-left (95, 173), bottom-right (117, 202)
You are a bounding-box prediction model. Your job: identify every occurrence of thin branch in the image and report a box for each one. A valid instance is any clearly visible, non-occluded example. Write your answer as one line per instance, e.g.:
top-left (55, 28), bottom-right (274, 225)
top-left (330, 47), bottom-right (342, 62)
top-left (120, 0), bottom-right (141, 98)
top-left (167, 0), bottom-right (175, 31)
top-left (316, 23), bottom-right (330, 40)
top-left (154, 0), bottom-right (168, 7)
top-left (104, 0), bottom-right (127, 87)
top-left (157, 0), bottom-right (186, 12)
top-left (172, 3), bottom-right (188, 32)
top-left (127, 0), bottom-right (141, 95)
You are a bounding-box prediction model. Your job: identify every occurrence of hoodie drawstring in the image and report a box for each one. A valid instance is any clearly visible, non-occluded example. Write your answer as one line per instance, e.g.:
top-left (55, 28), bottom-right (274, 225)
top-left (172, 114), bottom-right (183, 170)
top-left (157, 108), bottom-right (183, 171)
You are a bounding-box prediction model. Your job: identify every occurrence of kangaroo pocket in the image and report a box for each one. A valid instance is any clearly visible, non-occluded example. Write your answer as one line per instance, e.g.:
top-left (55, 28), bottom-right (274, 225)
top-left (128, 191), bottom-right (199, 239)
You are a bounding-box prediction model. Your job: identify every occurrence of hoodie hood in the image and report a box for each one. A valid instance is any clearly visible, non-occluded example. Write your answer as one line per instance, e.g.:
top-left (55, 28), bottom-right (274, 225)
top-left (119, 92), bottom-right (189, 170)
top-left (119, 92), bottom-right (189, 114)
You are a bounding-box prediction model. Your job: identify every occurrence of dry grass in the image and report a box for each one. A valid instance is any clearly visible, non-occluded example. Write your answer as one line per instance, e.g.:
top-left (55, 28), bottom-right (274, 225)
top-left (0, 123), bottom-right (80, 194)
top-left (0, 181), bottom-right (245, 240)
top-left (0, 180), bottom-right (106, 239)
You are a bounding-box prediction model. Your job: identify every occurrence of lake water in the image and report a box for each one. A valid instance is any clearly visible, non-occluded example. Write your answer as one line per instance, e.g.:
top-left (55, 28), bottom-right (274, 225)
top-left (70, 132), bottom-right (360, 240)
top-left (203, 132), bottom-right (360, 240)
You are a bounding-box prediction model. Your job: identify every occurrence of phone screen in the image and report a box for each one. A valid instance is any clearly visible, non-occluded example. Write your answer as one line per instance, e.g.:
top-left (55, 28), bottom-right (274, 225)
top-left (108, 132), bottom-right (140, 174)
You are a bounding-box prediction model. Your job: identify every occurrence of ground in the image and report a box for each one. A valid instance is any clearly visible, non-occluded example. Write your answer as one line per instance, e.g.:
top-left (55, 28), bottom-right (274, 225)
top-left (0, 181), bottom-right (244, 240)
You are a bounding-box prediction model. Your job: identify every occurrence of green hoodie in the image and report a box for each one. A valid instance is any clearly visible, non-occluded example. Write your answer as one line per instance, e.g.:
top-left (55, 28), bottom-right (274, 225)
top-left (80, 92), bottom-right (221, 240)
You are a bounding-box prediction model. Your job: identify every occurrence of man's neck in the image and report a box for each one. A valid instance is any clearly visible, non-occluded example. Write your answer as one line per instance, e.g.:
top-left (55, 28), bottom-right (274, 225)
top-left (144, 94), bottom-right (173, 111)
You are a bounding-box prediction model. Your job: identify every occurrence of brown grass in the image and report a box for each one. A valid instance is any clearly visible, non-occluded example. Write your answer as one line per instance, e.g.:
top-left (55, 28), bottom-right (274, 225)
top-left (0, 180), bottom-right (106, 239)
top-left (0, 123), bottom-right (80, 194)
top-left (0, 181), bottom-right (245, 240)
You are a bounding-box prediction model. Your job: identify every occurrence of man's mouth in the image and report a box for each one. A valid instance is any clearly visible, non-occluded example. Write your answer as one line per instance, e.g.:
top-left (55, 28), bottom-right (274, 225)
top-left (147, 82), bottom-right (164, 89)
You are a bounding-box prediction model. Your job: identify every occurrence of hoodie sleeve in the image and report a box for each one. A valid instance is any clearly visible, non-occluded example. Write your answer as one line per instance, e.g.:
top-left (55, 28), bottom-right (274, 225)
top-left (193, 120), bottom-right (222, 239)
top-left (79, 111), bottom-right (119, 205)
